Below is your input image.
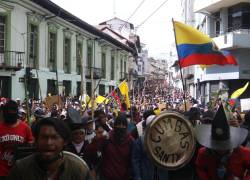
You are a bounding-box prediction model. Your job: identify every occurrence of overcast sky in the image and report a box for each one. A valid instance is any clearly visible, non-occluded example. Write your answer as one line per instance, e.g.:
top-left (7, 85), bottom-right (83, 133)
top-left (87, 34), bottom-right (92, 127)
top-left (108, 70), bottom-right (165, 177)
top-left (50, 0), bottom-right (183, 59)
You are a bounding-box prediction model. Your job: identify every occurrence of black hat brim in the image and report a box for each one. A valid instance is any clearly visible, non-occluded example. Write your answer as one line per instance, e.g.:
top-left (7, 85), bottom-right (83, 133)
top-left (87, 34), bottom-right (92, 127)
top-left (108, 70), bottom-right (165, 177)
top-left (195, 124), bottom-right (248, 150)
top-left (70, 123), bottom-right (85, 131)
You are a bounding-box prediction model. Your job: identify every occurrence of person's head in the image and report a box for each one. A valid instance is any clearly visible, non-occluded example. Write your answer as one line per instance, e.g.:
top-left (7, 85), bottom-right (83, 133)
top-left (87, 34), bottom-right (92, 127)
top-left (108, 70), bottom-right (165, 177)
top-left (113, 113), bottom-right (128, 143)
top-left (18, 108), bottom-right (26, 121)
top-left (95, 124), bottom-right (105, 139)
top-left (95, 110), bottom-right (107, 125)
top-left (143, 110), bottom-right (155, 121)
top-left (33, 117), bottom-right (71, 162)
top-left (3, 100), bottom-right (19, 124)
top-left (71, 128), bottom-right (85, 144)
top-left (142, 110), bottom-right (156, 128)
top-left (16, 98), bottom-right (21, 106)
top-left (34, 108), bottom-right (46, 120)
top-left (82, 116), bottom-right (94, 132)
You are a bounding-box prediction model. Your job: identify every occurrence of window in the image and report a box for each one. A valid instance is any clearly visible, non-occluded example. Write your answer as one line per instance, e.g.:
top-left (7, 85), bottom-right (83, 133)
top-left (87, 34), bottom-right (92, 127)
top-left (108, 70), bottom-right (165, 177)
top-left (63, 80), bottom-right (71, 96)
top-left (213, 12), bottom-right (220, 36)
top-left (47, 79), bottom-right (58, 96)
top-left (138, 65), bottom-right (141, 71)
top-left (64, 37), bottom-right (71, 73)
top-left (228, 3), bottom-right (250, 31)
top-left (76, 81), bottom-right (81, 97)
top-left (48, 32), bottom-right (57, 71)
top-left (86, 82), bottom-right (92, 96)
top-left (99, 84), bottom-right (105, 96)
top-left (76, 42), bottom-right (82, 75)
top-left (124, 61), bottom-right (126, 73)
top-left (0, 15), bottom-right (5, 53)
top-left (29, 24), bottom-right (38, 68)
top-left (101, 52), bottom-right (106, 78)
top-left (111, 56), bottom-right (115, 80)
top-left (87, 43), bottom-right (92, 68)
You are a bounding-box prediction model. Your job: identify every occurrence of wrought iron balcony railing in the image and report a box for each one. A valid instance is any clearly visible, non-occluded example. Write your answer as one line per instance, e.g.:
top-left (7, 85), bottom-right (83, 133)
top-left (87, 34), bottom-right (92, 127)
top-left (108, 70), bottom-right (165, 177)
top-left (0, 51), bottom-right (24, 71)
top-left (85, 67), bottom-right (102, 79)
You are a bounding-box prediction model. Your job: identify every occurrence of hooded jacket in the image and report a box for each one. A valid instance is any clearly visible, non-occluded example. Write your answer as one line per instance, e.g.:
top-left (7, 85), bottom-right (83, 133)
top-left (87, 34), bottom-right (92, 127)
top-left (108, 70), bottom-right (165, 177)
top-left (87, 131), bottom-right (134, 180)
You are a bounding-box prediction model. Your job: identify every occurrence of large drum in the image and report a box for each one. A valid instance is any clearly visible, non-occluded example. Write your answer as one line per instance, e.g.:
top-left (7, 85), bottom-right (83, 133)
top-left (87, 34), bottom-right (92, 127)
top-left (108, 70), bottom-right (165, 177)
top-left (144, 111), bottom-right (196, 170)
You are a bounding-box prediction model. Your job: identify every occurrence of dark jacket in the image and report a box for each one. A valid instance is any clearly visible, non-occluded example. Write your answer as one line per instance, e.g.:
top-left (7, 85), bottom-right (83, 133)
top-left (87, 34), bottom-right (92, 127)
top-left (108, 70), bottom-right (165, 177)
top-left (65, 141), bottom-right (90, 167)
top-left (87, 131), bottom-right (133, 180)
top-left (7, 152), bottom-right (93, 180)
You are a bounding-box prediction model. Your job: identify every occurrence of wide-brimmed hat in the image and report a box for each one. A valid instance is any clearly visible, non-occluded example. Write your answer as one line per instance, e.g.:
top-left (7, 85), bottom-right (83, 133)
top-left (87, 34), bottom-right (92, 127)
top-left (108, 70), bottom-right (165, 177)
top-left (67, 107), bottom-right (84, 131)
top-left (82, 116), bottom-right (94, 126)
top-left (195, 104), bottom-right (248, 151)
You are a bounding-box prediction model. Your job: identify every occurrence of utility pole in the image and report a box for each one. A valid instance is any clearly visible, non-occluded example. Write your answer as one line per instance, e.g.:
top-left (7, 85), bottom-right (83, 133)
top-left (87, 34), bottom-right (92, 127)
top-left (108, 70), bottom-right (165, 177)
top-left (91, 40), bottom-right (95, 121)
top-left (80, 53), bottom-right (84, 106)
top-left (113, 0), bottom-right (116, 17)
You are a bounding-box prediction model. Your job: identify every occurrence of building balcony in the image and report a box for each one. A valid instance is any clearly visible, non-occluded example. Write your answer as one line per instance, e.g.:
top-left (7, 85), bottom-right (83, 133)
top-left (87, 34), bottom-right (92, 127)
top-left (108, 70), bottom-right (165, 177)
top-left (85, 67), bottom-right (102, 79)
top-left (213, 28), bottom-right (250, 50)
top-left (0, 51), bottom-right (24, 71)
top-left (194, 0), bottom-right (242, 13)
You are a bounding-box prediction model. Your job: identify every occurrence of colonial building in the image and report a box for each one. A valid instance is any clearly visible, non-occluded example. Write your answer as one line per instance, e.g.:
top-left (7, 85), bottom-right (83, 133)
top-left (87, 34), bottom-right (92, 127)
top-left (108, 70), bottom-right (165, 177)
top-left (194, 0), bottom-right (250, 104)
top-left (98, 17), bottom-right (149, 90)
top-left (0, 0), bottom-right (137, 100)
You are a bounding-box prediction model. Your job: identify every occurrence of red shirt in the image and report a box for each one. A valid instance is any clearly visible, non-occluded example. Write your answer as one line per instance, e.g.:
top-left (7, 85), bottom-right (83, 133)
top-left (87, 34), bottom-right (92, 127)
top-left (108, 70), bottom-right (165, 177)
top-left (196, 146), bottom-right (250, 180)
top-left (0, 121), bottom-right (33, 176)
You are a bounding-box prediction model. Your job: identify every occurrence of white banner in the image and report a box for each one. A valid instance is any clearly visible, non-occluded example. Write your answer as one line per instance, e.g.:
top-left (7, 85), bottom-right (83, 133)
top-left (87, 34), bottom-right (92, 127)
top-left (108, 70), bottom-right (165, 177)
top-left (240, 98), bottom-right (250, 112)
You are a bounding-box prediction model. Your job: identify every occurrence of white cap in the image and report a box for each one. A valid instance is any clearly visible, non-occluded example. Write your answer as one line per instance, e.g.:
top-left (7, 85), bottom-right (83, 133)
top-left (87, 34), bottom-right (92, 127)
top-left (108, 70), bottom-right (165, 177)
top-left (192, 104), bottom-right (198, 108)
top-left (16, 98), bottom-right (21, 101)
top-left (60, 110), bottom-right (67, 117)
top-left (18, 108), bottom-right (26, 114)
top-left (146, 115), bottom-right (156, 126)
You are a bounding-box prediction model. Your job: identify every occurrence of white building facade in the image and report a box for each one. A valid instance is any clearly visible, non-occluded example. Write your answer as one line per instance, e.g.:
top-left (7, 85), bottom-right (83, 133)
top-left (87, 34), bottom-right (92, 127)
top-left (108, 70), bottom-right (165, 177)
top-left (0, 0), bottom-right (136, 100)
top-left (194, 0), bottom-right (250, 105)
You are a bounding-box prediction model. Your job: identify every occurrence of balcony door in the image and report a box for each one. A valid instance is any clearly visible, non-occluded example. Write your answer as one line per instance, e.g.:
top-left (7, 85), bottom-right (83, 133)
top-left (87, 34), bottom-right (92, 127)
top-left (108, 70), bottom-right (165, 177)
top-left (0, 76), bottom-right (11, 98)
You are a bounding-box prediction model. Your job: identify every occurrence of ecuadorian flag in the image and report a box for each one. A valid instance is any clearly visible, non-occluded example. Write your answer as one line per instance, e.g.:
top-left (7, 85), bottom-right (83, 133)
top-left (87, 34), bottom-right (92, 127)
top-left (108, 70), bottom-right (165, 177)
top-left (173, 21), bottom-right (238, 68)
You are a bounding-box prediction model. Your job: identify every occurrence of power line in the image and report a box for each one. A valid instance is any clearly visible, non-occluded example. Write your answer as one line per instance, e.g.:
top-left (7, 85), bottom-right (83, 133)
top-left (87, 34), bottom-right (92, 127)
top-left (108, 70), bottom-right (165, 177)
top-left (119, 0), bottom-right (146, 31)
top-left (136, 0), bottom-right (169, 30)
top-left (127, 0), bottom-right (146, 22)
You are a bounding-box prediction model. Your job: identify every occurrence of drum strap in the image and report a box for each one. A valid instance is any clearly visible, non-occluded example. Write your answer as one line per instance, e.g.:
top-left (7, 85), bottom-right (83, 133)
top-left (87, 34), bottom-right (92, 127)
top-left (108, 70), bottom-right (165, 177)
top-left (153, 166), bottom-right (160, 180)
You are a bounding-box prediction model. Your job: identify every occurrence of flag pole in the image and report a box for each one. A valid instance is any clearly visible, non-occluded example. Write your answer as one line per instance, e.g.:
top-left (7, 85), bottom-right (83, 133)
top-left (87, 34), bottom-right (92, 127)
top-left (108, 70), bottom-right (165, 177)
top-left (172, 18), bottom-right (187, 112)
top-left (104, 79), bottom-right (127, 101)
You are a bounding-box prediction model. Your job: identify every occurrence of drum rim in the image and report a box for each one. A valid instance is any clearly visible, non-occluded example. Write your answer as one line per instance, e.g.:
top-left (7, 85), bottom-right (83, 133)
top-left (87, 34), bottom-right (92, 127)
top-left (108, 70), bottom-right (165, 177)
top-left (144, 111), bottom-right (196, 170)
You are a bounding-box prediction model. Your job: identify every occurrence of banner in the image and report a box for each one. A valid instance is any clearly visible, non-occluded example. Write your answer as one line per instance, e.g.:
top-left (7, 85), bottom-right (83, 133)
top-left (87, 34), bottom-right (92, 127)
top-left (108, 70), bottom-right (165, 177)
top-left (240, 98), bottom-right (250, 112)
top-left (45, 95), bottom-right (63, 109)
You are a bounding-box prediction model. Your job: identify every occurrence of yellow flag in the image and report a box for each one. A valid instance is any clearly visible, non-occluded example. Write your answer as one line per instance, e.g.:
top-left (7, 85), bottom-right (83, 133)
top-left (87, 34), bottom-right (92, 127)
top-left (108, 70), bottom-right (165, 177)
top-left (230, 82), bottom-right (249, 99)
top-left (173, 21), bottom-right (212, 45)
top-left (95, 95), bottom-right (106, 104)
top-left (119, 80), bottom-right (130, 108)
top-left (154, 108), bottom-right (161, 115)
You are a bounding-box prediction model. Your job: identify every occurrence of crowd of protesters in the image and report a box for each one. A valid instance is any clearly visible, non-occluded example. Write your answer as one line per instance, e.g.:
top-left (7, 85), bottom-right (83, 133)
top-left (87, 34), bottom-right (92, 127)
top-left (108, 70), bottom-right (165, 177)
top-left (1, 84), bottom-right (250, 180)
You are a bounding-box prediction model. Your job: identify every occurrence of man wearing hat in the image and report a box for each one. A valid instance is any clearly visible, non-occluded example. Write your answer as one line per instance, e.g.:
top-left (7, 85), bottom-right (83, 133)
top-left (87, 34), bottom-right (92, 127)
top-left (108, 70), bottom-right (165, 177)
top-left (65, 116), bottom-right (89, 165)
top-left (82, 116), bottom-right (95, 144)
top-left (195, 104), bottom-right (250, 180)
